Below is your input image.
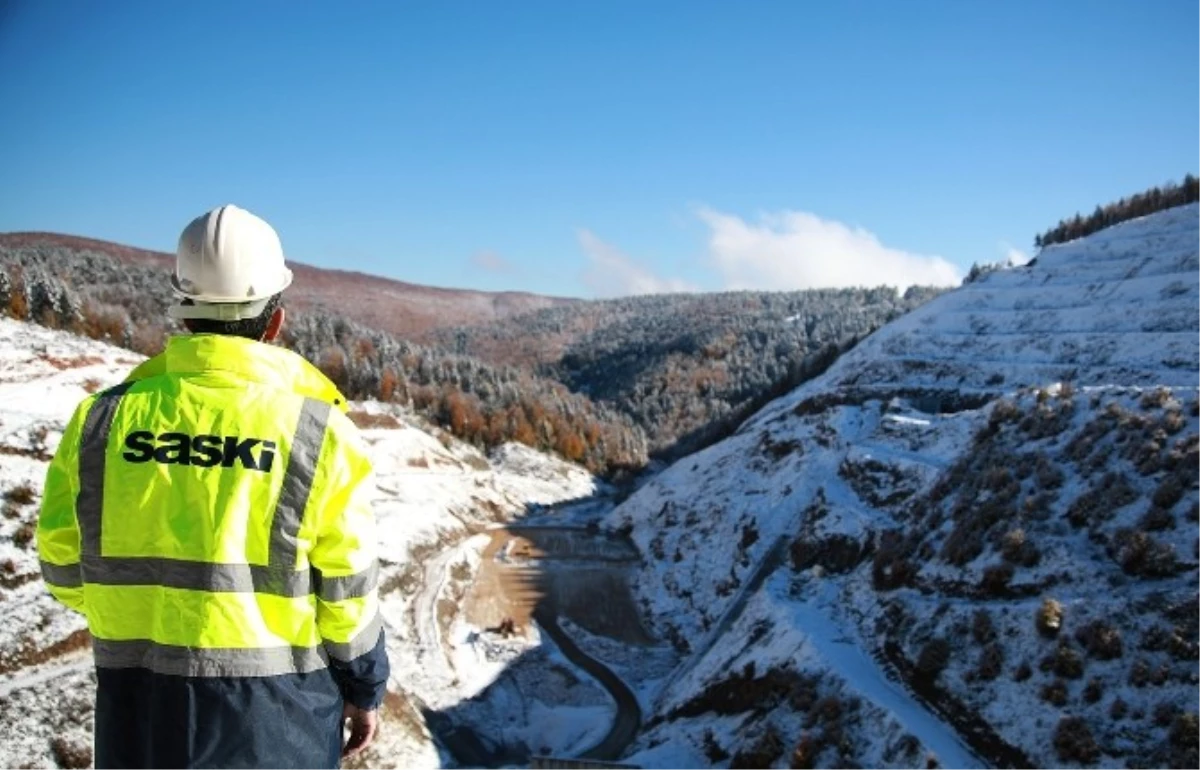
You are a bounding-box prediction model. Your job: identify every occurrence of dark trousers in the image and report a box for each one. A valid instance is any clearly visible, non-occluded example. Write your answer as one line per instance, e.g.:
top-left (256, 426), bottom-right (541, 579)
top-left (94, 667), bottom-right (343, 769)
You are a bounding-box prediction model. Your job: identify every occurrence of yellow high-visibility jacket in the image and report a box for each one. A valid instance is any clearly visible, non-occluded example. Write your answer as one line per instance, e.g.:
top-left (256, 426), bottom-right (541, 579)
top-left (37, 333), bottom-right (388, 767)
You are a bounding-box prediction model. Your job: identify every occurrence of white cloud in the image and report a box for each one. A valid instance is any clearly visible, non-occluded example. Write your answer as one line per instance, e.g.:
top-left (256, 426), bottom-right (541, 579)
top-left (578, 229), bottom-right (698, 297)
top-left (696, 207), bottom-right (962, 291)
top-left (470, 250), bottom-right (516, 273)
top-left (1001, 242), bottom-right (1032, 267)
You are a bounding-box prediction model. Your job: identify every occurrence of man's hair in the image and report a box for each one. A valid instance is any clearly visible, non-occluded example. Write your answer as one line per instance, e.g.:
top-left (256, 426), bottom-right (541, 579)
top-left (182, 294), bottom-right (283, 340)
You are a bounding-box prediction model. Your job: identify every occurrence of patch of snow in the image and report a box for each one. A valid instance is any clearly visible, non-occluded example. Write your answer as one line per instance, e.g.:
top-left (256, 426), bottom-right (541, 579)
top-left (0, 317), bottom-right (605, 769)
top-left (884, 413), bottom-right (931, 427)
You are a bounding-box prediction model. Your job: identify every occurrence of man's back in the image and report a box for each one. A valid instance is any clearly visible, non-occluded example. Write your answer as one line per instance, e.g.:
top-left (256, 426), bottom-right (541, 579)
top-left (39, 333), bottom-right (388, 768)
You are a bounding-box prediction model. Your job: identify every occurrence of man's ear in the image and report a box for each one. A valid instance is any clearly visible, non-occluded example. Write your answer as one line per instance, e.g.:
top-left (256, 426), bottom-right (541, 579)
top-left (263, 306), bottom-right (285, 343)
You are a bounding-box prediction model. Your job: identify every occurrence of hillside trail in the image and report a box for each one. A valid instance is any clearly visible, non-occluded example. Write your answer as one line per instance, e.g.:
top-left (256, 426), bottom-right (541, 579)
top-left (787, 579), bottom-right (983, 769)
top-left (654, 402), bottom-right (983, 767)
top-left (652, 533), bottom-right (982, 768)
top-left (410, 533), bottom-right (479, 690)
top-left (652, 536), bottom-right (790, 708)
top-left (800, 406), bottom-right (983, 767)
top-left (0, 653), bottom-right (91, 699)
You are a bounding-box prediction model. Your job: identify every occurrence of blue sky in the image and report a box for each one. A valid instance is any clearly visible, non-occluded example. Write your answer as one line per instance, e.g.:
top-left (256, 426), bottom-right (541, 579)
top-left (1, 0), bottom-right (1196, 298)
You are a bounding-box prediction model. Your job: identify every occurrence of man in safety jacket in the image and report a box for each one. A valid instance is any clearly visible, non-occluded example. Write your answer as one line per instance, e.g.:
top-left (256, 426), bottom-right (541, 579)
top-left (37, 204), bottom-right (389, 768)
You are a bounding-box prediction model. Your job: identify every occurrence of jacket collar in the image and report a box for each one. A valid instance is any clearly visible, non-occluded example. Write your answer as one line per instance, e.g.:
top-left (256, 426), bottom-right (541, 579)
top-left (125, 334), bottom-right (349, 411)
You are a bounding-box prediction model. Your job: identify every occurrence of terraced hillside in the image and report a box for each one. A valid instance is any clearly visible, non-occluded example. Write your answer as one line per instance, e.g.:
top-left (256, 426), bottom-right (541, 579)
top-left (828, 203), bottom-right (1198, 395)
top-left (604, 204), bottom-right (1199, 768)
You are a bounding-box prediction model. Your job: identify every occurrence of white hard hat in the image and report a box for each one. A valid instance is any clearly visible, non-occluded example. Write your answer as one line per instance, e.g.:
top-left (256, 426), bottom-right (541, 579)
top-left (168, 204), bottom-right (293, 321)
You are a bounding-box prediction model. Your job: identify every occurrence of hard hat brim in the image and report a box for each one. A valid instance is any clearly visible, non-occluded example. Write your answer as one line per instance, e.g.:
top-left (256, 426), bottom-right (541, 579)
top-left (168, 297), bottom-right (276, 322)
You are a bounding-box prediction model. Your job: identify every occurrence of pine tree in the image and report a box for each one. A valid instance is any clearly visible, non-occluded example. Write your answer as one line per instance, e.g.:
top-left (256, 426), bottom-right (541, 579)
top-left (1031, 175), bottom-right (1198, 252)
top-left (0, 268), bottom-right (11, 315)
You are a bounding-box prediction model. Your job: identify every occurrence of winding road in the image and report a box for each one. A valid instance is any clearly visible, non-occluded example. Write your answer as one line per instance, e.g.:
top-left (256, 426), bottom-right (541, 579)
top-left (532, 607), bottom-right (642, 762)
top-left (653, 535), bottom-right (789, 710)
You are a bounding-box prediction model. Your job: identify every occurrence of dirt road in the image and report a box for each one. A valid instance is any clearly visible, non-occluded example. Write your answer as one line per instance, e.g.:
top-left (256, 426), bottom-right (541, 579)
top-left (533, 607), bottom-right (642, 762)
top-left (457, 526), bottom-right (647, 762)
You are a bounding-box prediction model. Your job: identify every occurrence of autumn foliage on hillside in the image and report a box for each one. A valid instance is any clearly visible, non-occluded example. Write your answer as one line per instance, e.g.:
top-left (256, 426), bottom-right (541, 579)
top-left (432, 286), bottom-right (945, 457)
top-left (1, 238), bottom-right (946, 470)
top-left (281, 312), bottom-right (646, 472)
top-left (0, 253), bottom-right (646, 475)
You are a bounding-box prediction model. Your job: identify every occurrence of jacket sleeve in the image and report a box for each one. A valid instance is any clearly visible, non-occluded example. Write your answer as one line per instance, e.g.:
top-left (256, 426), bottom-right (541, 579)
top-left (36, 400), bottom-right (90, 614)
top-left (308, 412), bottom-right (389, 709)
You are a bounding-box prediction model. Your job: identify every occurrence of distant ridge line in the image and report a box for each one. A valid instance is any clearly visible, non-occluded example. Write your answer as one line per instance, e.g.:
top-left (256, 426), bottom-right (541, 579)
top-left (0, 231), bottom-right (577, 302)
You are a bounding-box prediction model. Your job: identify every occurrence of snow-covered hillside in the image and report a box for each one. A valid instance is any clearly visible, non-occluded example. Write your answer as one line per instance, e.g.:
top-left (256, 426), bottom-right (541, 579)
top-left (2, 205), bottom-right (1197, 769)
top-left (821, 202), bottom-right (1199, 395)
top-left (0, 317), bottom-right (602, 769)
top-left (606, 206), bottom-right (1200, 768)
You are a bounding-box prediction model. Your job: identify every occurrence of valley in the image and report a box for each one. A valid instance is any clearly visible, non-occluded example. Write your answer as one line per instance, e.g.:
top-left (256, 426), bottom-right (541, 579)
top-left (2, 0), bottom-right (1195, 761)
top-left (605, 204), bottom-right (1199, 768)
top-left (0, 202), bottom-right (1197, 768)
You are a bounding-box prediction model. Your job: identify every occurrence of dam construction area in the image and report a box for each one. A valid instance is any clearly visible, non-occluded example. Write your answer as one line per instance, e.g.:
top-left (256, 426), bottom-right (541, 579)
top-left (404, 517), bottom-right (669, 766)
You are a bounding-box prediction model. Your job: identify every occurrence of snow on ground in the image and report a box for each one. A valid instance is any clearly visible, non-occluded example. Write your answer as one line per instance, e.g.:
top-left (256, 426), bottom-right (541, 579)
top-left (608, 206), bottom-right (1200, 768)
top-left (779, 579), bottom-right (980, 768)
top-left (433, 633), bottom-right (614, 760)
top-left (0, 321), bottom-right (137, 688)
top-left (629, 572), bottom-right (981, 769)
top-left (3, 205), bottom-right (1198, 768)
top-left (0, 321), bottom-right (141, 768)
top-left (557, 616), bottom-right (678, 717)
top-left (0, 317), bottom-right (604, 769)
top-left (801, 203), bottom-right (1200, 397)
top-left (0, 654), bottom-right (95, 769)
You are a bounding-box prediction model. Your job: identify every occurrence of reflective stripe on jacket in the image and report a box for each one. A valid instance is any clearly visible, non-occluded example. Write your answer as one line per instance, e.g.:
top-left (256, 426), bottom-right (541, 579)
top-left (36, 333), bottom-right (389, 765)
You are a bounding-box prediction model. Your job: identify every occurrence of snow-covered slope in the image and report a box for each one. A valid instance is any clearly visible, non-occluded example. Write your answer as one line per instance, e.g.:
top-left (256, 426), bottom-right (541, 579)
top-left (606, 206), bottom-right (1200, 768)
top-left (3, 205), bottom-right (1197, 769)
top-left (821, 202), bottom-right (1198, 395)
top-left (0, 317), bottom-right (601, 769)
